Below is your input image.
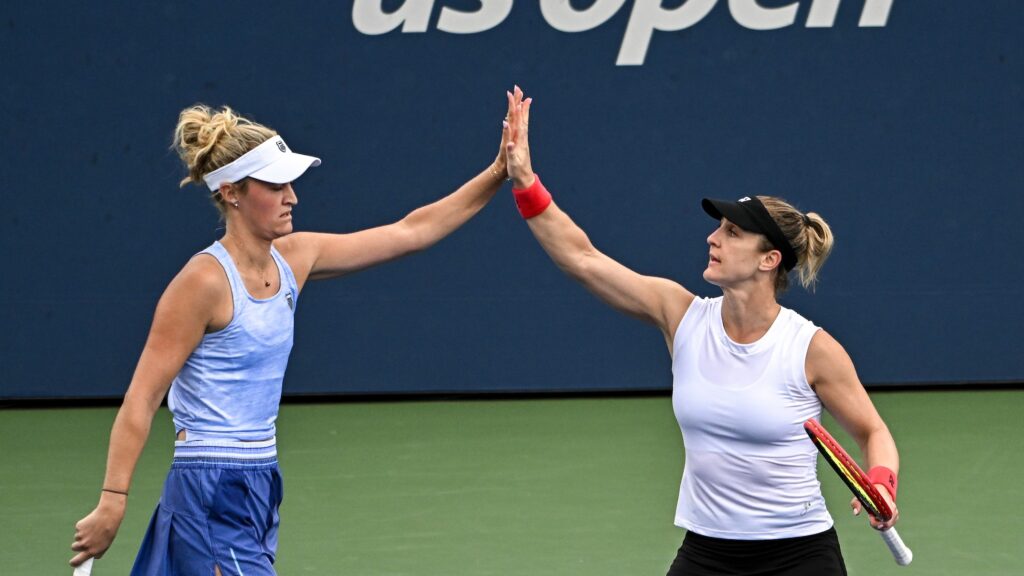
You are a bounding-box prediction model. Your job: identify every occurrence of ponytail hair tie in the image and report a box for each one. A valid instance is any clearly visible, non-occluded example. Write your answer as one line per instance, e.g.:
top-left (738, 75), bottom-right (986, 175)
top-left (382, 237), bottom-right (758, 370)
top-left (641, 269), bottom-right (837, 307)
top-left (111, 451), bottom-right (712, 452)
top-left (802, 213), bottom-right (812, 227)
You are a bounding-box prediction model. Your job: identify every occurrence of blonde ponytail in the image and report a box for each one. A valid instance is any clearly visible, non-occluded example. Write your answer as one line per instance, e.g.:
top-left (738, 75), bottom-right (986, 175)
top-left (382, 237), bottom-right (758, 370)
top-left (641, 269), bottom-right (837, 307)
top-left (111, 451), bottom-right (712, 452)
top-left (758, 196), bottom-right (835, 294)
top-left (797, 211), bottom-right (834, 291)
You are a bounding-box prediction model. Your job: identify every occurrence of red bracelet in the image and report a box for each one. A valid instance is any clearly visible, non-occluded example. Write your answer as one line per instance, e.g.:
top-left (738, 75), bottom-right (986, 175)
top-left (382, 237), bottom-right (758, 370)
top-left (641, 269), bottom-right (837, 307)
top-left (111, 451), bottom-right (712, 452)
top-left (512, 174), bottom-right (552, 219)
top-left (867, 466), bottom-right (898, 501)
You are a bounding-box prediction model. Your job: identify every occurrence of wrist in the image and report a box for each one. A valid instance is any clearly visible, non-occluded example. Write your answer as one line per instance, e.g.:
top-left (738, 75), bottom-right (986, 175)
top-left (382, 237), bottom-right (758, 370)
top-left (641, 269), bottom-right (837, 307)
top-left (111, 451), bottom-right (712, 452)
top-left (98, 493), bottom-right (128, 513)
top-left (511, 173), bottom-right (535, 190)
top-left (489, 162), bottom-right (508, 181)
top-left (511, 174), bottom-right (551, 219)
top-left (100, 487), bottom-right (128, 503)
top-left (867, 466), bottom-right (898, 501)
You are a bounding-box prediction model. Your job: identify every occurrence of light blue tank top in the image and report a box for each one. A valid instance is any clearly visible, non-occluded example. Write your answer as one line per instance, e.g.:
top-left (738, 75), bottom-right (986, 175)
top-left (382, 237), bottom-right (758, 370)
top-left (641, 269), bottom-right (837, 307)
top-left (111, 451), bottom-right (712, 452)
top-left (167, 241), bottom-right (298, 441)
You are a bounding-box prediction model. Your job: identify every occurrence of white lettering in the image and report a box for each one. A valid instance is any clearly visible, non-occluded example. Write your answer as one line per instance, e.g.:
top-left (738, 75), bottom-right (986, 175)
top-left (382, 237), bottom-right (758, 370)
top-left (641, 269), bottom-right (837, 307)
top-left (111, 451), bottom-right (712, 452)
top-left (730, 0), bottom-right (799, 31)
top-left (805, 0), bottom-right (839, 27)
top-left (540, 0), bottom-right (628, 33)
top-left (351, 1), bottom-right (896, 65)
top-left (859, 0), bottom-right (894, 26)
top-left (352, 0), bottom-right (434, 35)
top-left (806, 0), bottom-right (893, 28)
top-left (618, 0), bottom-right (718, 66)
top-left (438, 0), bottom-right (514, 34)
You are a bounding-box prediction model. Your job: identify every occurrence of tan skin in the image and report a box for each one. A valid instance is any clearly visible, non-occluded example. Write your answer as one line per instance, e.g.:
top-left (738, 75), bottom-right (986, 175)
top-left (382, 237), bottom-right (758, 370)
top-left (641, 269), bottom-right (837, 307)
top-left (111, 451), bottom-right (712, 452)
top-left (69, 98), bottom-right (515, 570)
top-left (503, 86), bottom-right (899, 532)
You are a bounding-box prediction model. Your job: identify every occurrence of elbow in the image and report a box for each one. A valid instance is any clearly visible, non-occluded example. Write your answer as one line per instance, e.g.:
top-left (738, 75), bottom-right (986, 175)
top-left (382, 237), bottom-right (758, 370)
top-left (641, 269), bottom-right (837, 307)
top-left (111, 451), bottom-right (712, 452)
top-left (114, 394), bottom-right (159, 438)
top-left (393, 217), bottom-right (433, 255)
top-left (122, 381), bottom-right (166, 420)
top-left (562, 247), bottom-right (597, 283)
top-left (120, 397), bottom-right (154, 426)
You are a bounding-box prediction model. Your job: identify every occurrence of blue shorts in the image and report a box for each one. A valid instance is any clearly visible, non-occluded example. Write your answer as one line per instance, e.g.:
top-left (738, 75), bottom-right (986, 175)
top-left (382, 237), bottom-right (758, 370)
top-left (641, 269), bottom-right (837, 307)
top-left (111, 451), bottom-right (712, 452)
top-left (131, 439), bottom-right (283, 576)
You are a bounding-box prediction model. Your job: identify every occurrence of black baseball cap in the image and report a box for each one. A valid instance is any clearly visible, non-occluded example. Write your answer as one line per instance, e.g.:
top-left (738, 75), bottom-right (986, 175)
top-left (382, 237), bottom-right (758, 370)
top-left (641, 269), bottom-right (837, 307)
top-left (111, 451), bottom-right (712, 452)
top-left (701, 196), bottom-right (798, 272)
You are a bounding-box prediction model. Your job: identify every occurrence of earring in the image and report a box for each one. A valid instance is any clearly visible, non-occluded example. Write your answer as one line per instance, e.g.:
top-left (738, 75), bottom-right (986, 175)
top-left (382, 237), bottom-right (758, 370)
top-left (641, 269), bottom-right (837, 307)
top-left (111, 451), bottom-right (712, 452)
top-left (233, 201), bottom-right (239, 208)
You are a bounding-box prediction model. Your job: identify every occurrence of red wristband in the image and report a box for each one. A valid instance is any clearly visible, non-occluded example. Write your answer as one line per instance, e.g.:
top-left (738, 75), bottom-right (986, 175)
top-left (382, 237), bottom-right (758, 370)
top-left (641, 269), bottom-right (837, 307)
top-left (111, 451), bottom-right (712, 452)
top-left (512, 174), bottom-right (552, 219)
top-left (867, 466), bottom-right (898, 501)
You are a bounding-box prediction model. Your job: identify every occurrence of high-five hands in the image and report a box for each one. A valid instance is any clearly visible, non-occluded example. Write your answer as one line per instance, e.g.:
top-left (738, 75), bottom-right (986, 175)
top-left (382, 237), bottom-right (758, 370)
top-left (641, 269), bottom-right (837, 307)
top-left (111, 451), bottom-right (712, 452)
top-left (504, 85), bottom-right (535, 189)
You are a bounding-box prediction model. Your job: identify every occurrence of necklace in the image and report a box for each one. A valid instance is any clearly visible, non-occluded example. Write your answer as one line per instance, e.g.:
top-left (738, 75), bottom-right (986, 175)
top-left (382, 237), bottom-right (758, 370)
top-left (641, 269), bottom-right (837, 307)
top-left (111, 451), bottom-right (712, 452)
top-left (223, 237), bottom-right (272, 288)
top-left (253, 259), bottom-right (272, 287)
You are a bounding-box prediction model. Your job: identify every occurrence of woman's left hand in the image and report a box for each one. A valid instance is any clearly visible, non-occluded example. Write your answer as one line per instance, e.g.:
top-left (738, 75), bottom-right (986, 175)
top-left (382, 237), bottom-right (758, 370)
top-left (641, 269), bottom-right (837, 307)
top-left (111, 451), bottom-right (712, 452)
top-left (850, 486), bottom-right (899, 531)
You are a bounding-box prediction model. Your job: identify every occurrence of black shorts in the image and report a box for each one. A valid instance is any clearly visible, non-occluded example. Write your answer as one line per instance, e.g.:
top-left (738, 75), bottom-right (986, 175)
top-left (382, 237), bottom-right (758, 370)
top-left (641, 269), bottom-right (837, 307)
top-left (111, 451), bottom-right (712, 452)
top-left (666, 527), bottom-right (847, 576)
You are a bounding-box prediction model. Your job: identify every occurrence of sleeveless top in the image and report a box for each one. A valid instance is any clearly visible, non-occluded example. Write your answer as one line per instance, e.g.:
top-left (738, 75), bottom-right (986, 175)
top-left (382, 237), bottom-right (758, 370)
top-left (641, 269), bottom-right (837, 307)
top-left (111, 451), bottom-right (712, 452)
top-left (671, 296), bottom-right (832, 539)
top-left (166, 241), bottom-right (298, 441)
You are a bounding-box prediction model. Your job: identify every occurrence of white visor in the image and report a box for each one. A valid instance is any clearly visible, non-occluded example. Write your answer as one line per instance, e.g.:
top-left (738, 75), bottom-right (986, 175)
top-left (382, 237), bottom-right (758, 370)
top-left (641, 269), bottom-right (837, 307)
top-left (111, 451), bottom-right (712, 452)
top-left (202, 135), bottom-right (321, 191)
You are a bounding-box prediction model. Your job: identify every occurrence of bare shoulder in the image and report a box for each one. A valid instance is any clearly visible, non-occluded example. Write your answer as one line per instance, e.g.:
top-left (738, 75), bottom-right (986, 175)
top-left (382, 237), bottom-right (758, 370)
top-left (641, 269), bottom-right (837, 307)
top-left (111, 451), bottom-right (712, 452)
top-left (160, 253), bottom-right (230, 314)
top-left (175, 253), bottom-right (227, 291)
top-left (647, 276), bottom-right (695, 346)
top-left (806, 329), bottom-right (857, 387)
top-left (806, 330), bottom-right (885, 442)
top-left (808, 329), bottom-right (846, 357)
top-left (655, 277), bottom-right (695, 326)
top-left (272, 231), bottom-right (315, 258)
top-left (273, 232), bottom-right (320, 286)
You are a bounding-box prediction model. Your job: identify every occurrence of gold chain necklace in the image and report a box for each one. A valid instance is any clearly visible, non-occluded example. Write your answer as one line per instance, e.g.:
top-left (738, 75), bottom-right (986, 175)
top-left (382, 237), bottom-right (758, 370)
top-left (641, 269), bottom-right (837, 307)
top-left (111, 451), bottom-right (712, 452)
top-left (224, 238), bottom-right (272, 287)
top-left (251, 256), bottom-right (272, 287)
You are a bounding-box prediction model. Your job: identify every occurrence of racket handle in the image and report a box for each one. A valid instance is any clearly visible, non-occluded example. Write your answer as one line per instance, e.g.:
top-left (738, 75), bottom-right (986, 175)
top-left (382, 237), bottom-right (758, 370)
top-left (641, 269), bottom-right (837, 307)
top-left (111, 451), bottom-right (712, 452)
top-left (879, 527), bottom-right (913, 566)
top-left (73, 558), bottom-right (94, 576)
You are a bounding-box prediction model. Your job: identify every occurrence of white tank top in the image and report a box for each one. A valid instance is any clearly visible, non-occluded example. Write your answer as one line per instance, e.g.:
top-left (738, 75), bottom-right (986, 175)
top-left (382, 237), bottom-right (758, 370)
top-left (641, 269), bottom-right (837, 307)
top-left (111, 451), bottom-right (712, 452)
top-left (671, 296), bottom-right (832, 539)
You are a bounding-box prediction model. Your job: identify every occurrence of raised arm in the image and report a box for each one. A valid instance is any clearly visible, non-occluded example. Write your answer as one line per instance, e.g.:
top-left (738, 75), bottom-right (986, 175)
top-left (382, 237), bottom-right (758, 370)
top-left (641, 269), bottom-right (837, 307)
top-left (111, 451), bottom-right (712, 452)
top-left (70, 257), bottom-right (225, 568)
top-left (807, 330), bottom-right (901, 530)
top-left (503, 87), bottom-right (693, 347)
top-left (275, 99), bottom-right (514, 287)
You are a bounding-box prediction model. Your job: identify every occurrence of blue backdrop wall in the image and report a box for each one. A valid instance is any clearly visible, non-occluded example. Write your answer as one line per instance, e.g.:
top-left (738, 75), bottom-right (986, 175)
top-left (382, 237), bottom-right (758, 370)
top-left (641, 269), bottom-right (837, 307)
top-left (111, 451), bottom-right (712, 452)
top-left (2, 1), bottom-right (1021, 399)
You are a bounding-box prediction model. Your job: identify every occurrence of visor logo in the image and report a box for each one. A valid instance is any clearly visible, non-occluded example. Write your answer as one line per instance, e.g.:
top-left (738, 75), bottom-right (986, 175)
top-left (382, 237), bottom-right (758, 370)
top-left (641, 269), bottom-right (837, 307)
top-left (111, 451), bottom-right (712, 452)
top-left (739, 196), bottom-right (751, 202)
top-left (277, 140), bottom-right (287, 153)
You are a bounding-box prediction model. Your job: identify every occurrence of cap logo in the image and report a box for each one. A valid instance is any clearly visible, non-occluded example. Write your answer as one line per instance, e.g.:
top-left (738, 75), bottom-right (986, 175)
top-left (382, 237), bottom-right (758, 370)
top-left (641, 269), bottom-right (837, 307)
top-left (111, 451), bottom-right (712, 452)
top-left (276, 140), bottom-right (287, 153)
top-left (738, 196), bottom-right (751, 202)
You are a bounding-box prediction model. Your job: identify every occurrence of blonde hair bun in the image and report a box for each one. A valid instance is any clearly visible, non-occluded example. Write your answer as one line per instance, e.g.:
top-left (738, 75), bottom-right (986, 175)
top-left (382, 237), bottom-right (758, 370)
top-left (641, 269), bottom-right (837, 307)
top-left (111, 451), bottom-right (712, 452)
top-left (172, 104), bottom-right (276, 188)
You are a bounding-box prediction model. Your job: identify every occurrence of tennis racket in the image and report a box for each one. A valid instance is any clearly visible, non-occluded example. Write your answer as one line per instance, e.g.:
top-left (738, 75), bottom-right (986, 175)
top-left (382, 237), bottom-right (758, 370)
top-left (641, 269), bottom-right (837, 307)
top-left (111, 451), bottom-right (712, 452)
top-left (72, 558), bottom-right (93, 576)
top-left (804, 418), bottom-right (913, 566)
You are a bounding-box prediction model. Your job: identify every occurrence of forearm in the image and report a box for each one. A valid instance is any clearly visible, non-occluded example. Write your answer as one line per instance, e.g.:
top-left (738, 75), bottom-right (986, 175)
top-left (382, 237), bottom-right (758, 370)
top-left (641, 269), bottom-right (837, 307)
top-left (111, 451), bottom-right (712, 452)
top-left (69, 389), bottom-right (159, 564)
top-left (525, 202), bottom-right (596, 280)
top-left (101, 390), bottom-right (159, 495)
top-left (500, 90), bottom-right (684, 329)
top-left (400, 164), bottom-right (504, 251)
top-left (861, 425), bottom-right (899, 473)
top-left (857, 424), bottom-right (902, 514)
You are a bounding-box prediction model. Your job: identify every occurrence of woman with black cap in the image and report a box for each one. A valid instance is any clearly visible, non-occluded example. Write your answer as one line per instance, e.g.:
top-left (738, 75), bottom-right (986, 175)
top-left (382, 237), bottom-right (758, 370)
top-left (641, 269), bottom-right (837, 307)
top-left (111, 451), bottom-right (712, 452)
top-left (501, 88), bottom-right (901, 575)
top-left (69, 97), bottom-right (515, 575)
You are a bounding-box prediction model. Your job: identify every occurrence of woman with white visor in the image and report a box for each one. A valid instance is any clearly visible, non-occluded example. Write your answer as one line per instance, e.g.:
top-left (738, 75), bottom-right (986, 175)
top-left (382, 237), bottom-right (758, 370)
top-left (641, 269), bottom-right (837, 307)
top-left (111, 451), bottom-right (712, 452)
top-left (69, 95), bottom-right (519, 575)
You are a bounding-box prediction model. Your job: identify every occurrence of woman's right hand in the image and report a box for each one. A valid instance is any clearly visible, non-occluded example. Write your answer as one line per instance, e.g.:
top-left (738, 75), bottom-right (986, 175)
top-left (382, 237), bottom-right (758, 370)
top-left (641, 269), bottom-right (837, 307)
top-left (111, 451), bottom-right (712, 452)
top-left (70, 494), bottom-right (126, 567)
top-left (504, 85), bottom-right (535, 189)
